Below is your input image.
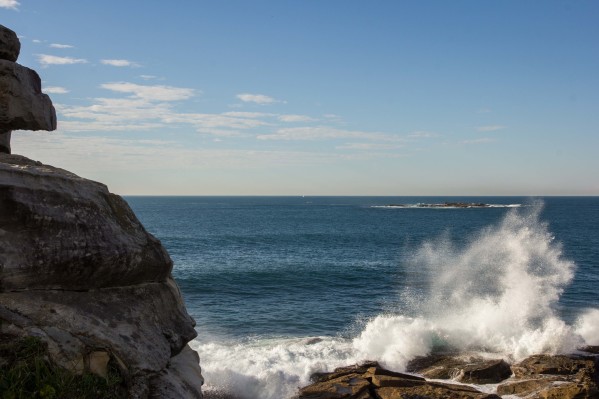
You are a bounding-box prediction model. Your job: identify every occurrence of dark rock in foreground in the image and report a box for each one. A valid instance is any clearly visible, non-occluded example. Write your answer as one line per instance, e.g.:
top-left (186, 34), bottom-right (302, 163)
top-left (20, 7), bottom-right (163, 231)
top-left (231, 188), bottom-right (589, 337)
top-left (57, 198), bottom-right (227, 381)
top-left (0, 154), bottom-right (203, 398)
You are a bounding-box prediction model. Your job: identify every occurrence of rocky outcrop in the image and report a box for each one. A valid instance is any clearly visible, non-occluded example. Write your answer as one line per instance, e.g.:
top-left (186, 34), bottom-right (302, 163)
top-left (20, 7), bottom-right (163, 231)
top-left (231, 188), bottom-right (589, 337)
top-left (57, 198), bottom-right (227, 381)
top-left (298, 362), bottom-right (500, 399)
top-left (300, 351), bottom-right (599, 399)
top-left (0, 24), bottom-right (56, 154)
top-left (0, 154), bottom-right (172, 291)
top-left (0, 154), bottom-right (203, 397)
top-left (498, 353), bottom-right (599, 399)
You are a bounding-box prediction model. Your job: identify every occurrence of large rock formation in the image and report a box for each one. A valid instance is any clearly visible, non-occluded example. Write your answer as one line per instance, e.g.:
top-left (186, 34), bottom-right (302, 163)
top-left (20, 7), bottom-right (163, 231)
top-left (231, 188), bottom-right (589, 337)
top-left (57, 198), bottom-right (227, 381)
top-left (0, 24), bottom-right (56, 154)
top-left (0, 24), bottom-right (202, 398)
top-left (0, 154), bottom-right (204, 398)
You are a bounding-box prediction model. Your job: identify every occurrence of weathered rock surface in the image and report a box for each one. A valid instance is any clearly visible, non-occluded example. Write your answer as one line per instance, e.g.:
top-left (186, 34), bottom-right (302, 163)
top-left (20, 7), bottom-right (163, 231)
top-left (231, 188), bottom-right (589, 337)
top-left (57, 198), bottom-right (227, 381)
top-left (149, 346), bottom-right (205, 399)
top-left (498, 354), bottom-right (599, 399)
top-left (407, 354), bottom-right (511, 383)
top-left (0, 154), bottom-right (203, 398)
top-left (0, 24), bottom-right (20, 62)
top-left (0, 153), bottom-right (172, 291)
top-left (298, 362), bottom-right (500, 399)
top-left (302, 354), bottom-right (599, 399)
top-left (0, 131), bottom-right (11, 154)
top-left (0, 59), bottom-right (56, 132)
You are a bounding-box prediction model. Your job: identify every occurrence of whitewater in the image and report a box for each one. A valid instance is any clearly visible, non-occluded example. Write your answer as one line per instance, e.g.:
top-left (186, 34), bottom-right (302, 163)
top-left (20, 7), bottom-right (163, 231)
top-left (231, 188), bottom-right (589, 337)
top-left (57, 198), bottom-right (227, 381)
top-left (126, 196), bottom-right (599, 399)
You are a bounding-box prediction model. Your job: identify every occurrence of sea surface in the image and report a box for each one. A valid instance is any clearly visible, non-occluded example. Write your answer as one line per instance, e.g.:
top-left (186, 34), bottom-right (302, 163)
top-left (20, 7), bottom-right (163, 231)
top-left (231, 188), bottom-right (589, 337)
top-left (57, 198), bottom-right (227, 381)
top-left (126, 196), bottom-right (599, 398)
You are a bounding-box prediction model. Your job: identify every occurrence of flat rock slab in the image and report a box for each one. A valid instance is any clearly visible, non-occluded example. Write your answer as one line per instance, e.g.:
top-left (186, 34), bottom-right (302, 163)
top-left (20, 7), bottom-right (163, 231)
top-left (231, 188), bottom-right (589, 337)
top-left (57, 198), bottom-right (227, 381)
top-left (0, 154), bottom-right (173, 291)
top-left (0, 60), bottom-right (56, 131)
top-left (0, 25), bottom-right (20, 62)
top-left (512, 354), bottom-right (597, 377)
top-left (299, 372), bottom-right (371, 399)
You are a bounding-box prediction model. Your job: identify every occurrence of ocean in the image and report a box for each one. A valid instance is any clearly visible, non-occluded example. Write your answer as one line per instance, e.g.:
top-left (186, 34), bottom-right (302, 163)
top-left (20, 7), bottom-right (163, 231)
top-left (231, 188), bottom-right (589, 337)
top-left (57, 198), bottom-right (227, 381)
top-left (125, 196), bottom-right (599, 398)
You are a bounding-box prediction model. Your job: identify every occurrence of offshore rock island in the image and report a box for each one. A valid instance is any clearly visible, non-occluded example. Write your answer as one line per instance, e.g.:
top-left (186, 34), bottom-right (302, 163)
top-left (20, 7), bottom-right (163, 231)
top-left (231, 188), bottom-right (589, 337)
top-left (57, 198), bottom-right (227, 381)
top-left (387, 202), bottom-right (491, 208)
top-left (0, 25), bottom-right (202, 398)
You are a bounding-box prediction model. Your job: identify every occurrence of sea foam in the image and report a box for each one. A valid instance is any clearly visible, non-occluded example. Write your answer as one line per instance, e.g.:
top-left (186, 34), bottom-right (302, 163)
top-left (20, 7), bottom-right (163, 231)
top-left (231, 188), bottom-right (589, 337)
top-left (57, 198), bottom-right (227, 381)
top-left (193, 203), bottom-right (595, 399)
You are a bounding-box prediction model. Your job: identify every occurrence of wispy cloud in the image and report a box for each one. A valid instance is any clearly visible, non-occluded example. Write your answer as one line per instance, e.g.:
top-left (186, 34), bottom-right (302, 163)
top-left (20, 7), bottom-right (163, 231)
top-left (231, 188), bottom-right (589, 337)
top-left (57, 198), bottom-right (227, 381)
top-left (462, 137), bottom-right (496, 145)
top-left (49, 43), bottom-right (74, 49)
top-left (101, 59), bottom-right (140, 67)
top-left (12, 132), bottom-right (340, 174)
top-left (407, 131), bottom-right (438, 139)
top-left (44, 86), bottom-right (70, 94)
top-left (0, 0), bottom-right (19, 10)
top-left (337, 143), bottom-right (404, 150)
top-left (236, 93), bottom-right (279, 105)
top-left (256, 126), bottom-right (401, 142)
top-left (278, 114), bottom-right (316, 123)
top-left (37, 54), bottom-right (88, 66)
top-left (476, 125), bottom-right (505, 132)
top-left (101, 82), bottom-right (195, 101)
top-left (139, 75), bottom-right (158, 80)
top-left (32, 39), bottom-right (42, 44)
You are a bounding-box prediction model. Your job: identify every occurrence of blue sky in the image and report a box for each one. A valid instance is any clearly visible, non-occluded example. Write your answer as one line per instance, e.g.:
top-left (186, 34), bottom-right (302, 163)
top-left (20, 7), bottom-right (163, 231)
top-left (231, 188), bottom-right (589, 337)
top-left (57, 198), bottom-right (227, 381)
top-left (2, 0), bottom-right (598, 195)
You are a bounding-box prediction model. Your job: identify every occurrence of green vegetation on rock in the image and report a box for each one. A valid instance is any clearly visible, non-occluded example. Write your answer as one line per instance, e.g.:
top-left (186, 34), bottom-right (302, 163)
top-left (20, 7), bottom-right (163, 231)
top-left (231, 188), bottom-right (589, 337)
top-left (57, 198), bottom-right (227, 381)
top-left (0, 335), bottom-right (126, 399)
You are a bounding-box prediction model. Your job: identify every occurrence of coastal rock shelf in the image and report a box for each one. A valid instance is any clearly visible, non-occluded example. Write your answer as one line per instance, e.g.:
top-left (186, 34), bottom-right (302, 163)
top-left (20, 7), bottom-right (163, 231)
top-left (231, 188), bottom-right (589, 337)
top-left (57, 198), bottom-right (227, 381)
top-left (297, 351), bottom-right (599, 399)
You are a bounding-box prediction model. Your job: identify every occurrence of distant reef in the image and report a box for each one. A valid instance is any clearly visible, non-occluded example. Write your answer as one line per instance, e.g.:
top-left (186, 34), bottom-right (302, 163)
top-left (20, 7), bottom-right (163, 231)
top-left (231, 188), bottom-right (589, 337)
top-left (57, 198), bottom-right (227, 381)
top-left (388, 202), bottom-right (491, 208)
top-left (0, 24), bottom-right (203, 398)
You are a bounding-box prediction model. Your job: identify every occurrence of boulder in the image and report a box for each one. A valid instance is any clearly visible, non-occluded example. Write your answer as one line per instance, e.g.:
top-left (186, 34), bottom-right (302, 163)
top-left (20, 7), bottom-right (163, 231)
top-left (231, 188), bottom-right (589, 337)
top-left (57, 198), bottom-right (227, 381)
top-left (407, 354), bottom-right (511, 383)
top-left (406, 354), bottom-right (470, 379)
top-left (0, 59), bottom-right (56, 132)
top-left (0, 153), bottom-right (173, 291)
top-left (0, 24), bottom-right (20, 62)
top-left (455, 359), bottom-right (512, 384)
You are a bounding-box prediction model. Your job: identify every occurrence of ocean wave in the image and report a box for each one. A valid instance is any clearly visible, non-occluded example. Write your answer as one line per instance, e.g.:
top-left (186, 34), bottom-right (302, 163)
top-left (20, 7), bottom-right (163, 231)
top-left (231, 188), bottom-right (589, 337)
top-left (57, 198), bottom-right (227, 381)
top-left (191, 203), bottom-right (596, 399)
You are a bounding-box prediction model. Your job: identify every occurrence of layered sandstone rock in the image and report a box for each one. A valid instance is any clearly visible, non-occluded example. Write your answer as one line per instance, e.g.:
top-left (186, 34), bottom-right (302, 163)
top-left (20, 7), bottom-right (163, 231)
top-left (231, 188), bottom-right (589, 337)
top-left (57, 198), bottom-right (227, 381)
top-left (0, 154), bottom-right (203, 397)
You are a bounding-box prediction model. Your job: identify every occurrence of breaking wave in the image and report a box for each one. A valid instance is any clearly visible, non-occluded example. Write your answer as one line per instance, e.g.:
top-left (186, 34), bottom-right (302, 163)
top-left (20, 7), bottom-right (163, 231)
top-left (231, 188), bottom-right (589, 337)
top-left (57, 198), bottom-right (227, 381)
top-left (193, 203), bottom-right (596, 399)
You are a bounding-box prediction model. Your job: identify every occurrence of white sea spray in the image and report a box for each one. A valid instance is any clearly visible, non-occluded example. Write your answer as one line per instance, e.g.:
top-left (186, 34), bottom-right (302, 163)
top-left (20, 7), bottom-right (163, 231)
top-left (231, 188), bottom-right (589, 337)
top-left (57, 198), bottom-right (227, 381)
top-left (192, 203), bottom-right (596, 399)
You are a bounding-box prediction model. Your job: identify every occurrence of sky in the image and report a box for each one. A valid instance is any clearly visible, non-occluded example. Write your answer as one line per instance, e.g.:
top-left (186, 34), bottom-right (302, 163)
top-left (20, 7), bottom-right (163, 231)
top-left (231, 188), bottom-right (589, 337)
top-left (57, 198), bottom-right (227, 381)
top-left (2, 0), bottom-right (598, 195)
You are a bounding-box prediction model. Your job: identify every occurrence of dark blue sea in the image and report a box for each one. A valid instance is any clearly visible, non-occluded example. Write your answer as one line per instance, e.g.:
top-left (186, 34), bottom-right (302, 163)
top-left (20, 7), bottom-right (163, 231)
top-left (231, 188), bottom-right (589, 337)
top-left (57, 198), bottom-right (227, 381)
top-left (126, 196), bottom-right (599, 398)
